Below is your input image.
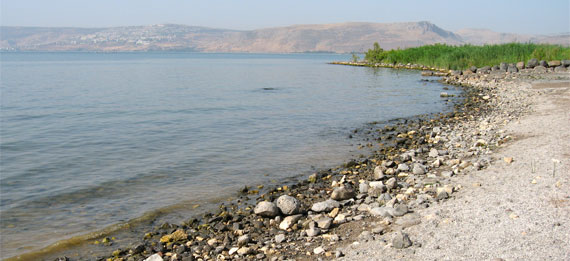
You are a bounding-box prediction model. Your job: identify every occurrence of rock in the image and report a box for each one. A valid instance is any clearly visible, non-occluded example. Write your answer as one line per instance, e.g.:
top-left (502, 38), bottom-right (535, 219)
top-left (392, 232), bottom-right (412, 249)
top-left (469, 66), bottom-right (477, 73)
top-left (315, 216), bottom-right (333, 229)
top-left (335, 250), bottom-right (344, 258)
top-left (359, 182), bottom-right (369, 194)
top-left (476, 66), bottom-right (491, 74)
top-left (474, 139), bottom-right (487, 147)
top-left (358, 231), bottom-right (373, 241)
top-left (516, 61), bottom-right (525, 69)
top-left (451, 70), bottom-right (462, 76)
top-left (237, 234), bottom-right (251, 247)
top-left (228, 247), bottom-right (239, 255)
top-left (412, 164), bottom-right (426, 175)
top-left (429, 148), bottom-right (439, 158)
top-left (421, 71), bottom-right (434, 76)
top-left (507, 64), bottom-right (518, 73)
top-left (373, 166), bottom-right (384, 180)
top-left (160, 229), bottom-right (187, 243)
top-left (390, 204), bottom-right (408, 217)
top-left (308, 173), bottom-right (317, 183)
top-left (562, 60), bottom-right (570, 67)
top-left (499, 62), bottom-right (508, 71)
top-left (306, 226), bottom-right (321, 237)
top-left (331, 186), bottom-right (356, 200)
top-left (144, 254), bottom-right (164, 261)
top-left (554, 66), bottom-right (567, 72)
top-left (527, 58), bottom-right (538, 68)
top-left (275, 234), bottom-right (286, 244)
top-left (334, 213), bottom-right (347, 224)
top-left (313, 246), bottom-right (325, 255)
top-left (436, 191), bottom-right (449, 200)
top-left (237, 247), bottom-right (253, 256)
top-left (534, 66), bottom-right (547, 73)
top-left (397, 163), bottom-right (409, 172)
top-left (279, 214), bottom-right (302, 230)
top-left (276, 195), bottom-right (301, 215)
top-left (440, 92), bottom-right (450, 98)
top-left (395, 213), bottom-right (421, 228)
top-left (539, 60), bottom-right (548, 67)
top-left (254, 201), bottom-right (280, 217)
top-left (548, 60), bottom-right (561, 67)
top-left (370, 207), bottom-right (392, 217)
top-left (385, 177), bottom-right (397, 190)
top-left (311, 200), bottom-right (340, 213)
top-left (441, 171), bottom-right (453, 177)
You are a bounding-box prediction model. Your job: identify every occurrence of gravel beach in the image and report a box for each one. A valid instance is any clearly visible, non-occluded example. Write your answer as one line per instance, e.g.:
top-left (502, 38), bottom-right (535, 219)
top-left (339, 71), bottom-right (570, 260)
top-left (45, 64), bottom-right (569, 261)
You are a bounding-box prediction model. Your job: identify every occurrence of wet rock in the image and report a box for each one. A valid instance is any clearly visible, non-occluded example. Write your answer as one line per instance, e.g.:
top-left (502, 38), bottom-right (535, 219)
top-left (279, 214), bottom-right (302, 230)
top-left (254, 201), bottom-right (280, 217)
top-left (144, 254), bottom-right (164, 261)
top-left (311, 199), bottom-right (340, 213)
top-left (276, 195), bottom-right (301, 215)
top-left (331, 186), bottom-right (356, 200)
top-left (392, 232), bottom-right (412, 249)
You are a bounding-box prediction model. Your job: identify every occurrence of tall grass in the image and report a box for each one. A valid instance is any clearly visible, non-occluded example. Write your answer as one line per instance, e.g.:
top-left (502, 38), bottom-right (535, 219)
top-left (364, 43), bottom-right (570, 70)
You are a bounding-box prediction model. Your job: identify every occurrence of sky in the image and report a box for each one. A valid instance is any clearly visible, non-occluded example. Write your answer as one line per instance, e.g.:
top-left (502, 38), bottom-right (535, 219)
top-left (1, 0), bottom-right (569, 35)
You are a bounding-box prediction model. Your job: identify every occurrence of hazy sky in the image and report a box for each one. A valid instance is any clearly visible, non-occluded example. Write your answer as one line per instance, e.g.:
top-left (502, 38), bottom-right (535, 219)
top-left (1, 0), bottom-right (569, 34)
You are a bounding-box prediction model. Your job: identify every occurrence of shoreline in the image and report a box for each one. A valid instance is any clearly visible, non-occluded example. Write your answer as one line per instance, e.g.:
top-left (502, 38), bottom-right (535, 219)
top-left (14, 62), bottom-right (569, 261)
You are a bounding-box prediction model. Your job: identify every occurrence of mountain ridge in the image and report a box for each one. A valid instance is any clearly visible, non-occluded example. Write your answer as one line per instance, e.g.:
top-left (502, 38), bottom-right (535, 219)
top-left (1, 22), bottom-right (568, 53)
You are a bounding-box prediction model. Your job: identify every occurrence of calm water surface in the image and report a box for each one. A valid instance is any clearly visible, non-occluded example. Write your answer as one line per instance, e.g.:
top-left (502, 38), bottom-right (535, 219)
top-left (0, 52), bottom-right (460, 258)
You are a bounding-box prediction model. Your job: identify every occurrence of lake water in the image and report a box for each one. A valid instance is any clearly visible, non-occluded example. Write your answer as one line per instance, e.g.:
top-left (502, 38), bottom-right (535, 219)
top-left (0, 52), bottom-right (459, 259)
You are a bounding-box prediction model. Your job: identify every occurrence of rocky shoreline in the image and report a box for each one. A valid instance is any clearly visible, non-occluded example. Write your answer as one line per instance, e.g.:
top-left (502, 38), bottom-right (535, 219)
top-left (56, 60), bottom-right (568, 261)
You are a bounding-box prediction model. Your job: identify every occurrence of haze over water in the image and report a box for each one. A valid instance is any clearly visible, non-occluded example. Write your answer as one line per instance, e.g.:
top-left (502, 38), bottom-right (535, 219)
top-left (0, 52), bottom-right (460, 258)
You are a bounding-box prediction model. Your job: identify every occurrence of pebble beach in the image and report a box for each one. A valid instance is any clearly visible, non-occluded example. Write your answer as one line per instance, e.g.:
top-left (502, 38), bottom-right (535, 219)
top-left (46, 60), bottom-right (570, 261)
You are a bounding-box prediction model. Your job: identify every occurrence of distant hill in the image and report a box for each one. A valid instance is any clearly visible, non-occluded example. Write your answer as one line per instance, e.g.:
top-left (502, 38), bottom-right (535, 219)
top-left (1, 22), bottom-right (568, 53)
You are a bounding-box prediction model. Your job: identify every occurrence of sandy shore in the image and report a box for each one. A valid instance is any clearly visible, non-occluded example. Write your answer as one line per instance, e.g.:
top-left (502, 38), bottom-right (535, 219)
top-left (339, 72), bottom-right (570, 260)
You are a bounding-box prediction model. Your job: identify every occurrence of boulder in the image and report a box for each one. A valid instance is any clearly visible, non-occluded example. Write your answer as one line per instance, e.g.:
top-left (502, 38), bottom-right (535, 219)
top-left (534, 66), bottom-right (547, 73)
top-left (554, 66), bottom-right (567, 72)
top-left (276, 195), bottom-right (301, 215)
top-left (562, 60), bottom-right (570, 67)
top-left (516, 61), bottom-right (525, 69)
top-left (539, 60), bottom-right (548, 67)
top-left (469, 66), bottom-right (477, 73)
top-left (507, 64), bottom-right (518, 73)
top-left (527, 58), bottom-right (538, 68)
top-left (499, 62), bottom-right (508, 71)
top-left (476, 66), bottom-right (491, 74)
top-left (548, 60), bottom-right (561, 67)
top-left (254, 201), bottom-right (280, 217)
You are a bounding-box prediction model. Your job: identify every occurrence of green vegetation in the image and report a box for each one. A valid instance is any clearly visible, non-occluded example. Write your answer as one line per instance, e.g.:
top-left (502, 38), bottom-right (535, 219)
top-left (364, 42), bottom-right (570, 70)
top-left (351, 52), bottom-right (360, 62)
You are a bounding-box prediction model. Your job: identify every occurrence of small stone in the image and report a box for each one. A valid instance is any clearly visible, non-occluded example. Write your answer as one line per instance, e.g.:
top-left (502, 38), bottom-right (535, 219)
top-left (311, 200), bottom-right (340, 213)
top-left (392, 232), bottom-right (412, 249)
top-left (275, 234), bottom-right (286, 243)
top-left (306, 227), bottom-right (321, 237)
top-left (237, 247), bottom-right (253, 256)
top-left (228, 247), bottom-right (239, 255)
top-left (358, 231), bottom-right (373, 241)
top-left (331, 185), bottom-right (356, 200)
top-left (370, 207), bottom-right (392, 217)
top-left (359, 182), bottom-right (369, 194)
top-left (276, 195), bottom-right (301, 215)
top-left (504, 157), bottom-right (513, 164)
top-left (436, 191), bottom-right (449, 200)
top-left (254, 201), bottom-right (280, 217)
top-left (474, 139), bottom-right (487, 147)
top-left (335, 250), bottom-right (344, 258)
top-left (279, 214), bottom-right (302, 230)
top-left (315, 216), bottom-right (333, 229)
top-left (373, 166), bottom-right (385, 180)
top-left (429, 148), bottom-right (439, 158)
top-left (237, 234), bottom-right (251, 247)
top-left (534, 66), bottom-right (547, 73)
top-left (391, 204), bottom-right (408, 217)
top-left (412, 164), bottom-right (426, 175)
top-left (313, 246), bottom-right (325, 255)
top-left (385, 177), bottom-right (397, 190)
top-left (397, 163), bottom-right (410, 172)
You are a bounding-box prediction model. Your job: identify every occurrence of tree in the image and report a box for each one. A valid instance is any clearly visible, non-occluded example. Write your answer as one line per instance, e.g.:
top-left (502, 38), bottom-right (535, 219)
top-left (351, 52), bottom-right (360, 62)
